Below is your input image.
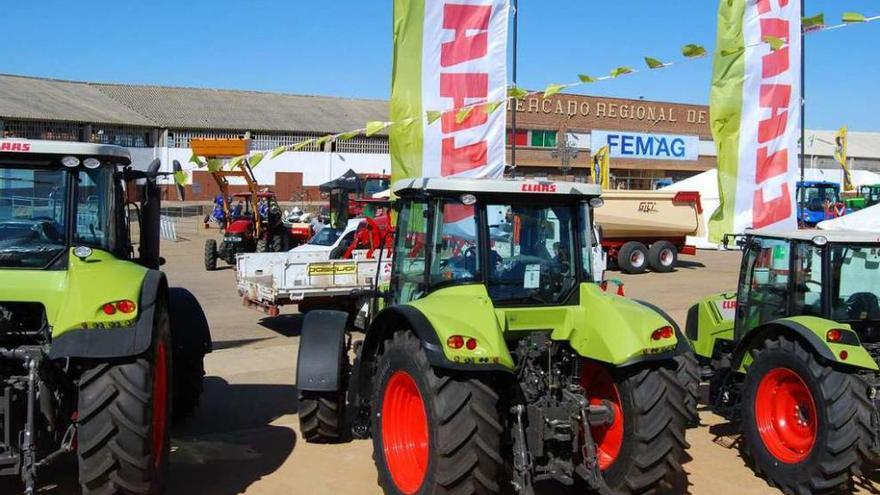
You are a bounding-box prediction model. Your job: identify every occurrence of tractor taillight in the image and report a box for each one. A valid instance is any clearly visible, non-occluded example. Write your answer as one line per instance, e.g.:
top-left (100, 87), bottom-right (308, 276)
top-left (447, 335), bottom-right (464, 350)
top-left (652, 326), bottom-right (674, 341)
top-left (116, 300), bottom-right (137, 314)
top-left (102, 304), bottom-right (117, 315)
top-left (465, 338), bottom-right (478, 350)
top-left (826, 329), bottom-right (843, 342)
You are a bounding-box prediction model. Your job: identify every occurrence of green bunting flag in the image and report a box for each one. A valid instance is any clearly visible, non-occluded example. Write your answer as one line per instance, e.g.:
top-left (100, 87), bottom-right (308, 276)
top-left (292, 139), bottom-right (315, 152)
top-left (249, 152), bottom-right (265, 168)
top-left (269, 145), bottom-right (287, 160)
top-left (455, 106), bottom-right (473, 124)
top-left (365, 121), bottom-right (390, 137)
top-left (578, 74), bottom-right (597, 83)
top-left (609, 67), bottom-right (634, 78)
top-left (802, 13), bottom-right (825, 31)
top-left (644, 57), bottom-right (666, 69)
top-left (507, 86), bottom-right (529, 100)
top-left (842, 12), bottom-right (867, 23)
top-left (682, 44), bottom-right (707, 58)
top-left (206, 159), bottom-right (223, 173)
top-left (764, 35), bottom-right (786, 51)
top-left (337, 130), bottom-right (361, 141)
top-left (174, 170), bottom-right (188, 186)
top-left (426, 111), bottom-right (442, 125)
top-left (543, 83), bottom-right (566, 98)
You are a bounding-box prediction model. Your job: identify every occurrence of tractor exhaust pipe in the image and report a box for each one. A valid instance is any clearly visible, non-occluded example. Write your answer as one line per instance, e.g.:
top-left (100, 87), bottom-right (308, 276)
top-left (140, 159), bottom-right (162, 270)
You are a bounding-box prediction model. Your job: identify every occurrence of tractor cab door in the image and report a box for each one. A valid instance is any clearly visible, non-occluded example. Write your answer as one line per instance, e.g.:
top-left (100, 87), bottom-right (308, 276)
top-left (735, 237), bottom-right (792, 340)
top-left (391, 199), bottom-right (430, 304)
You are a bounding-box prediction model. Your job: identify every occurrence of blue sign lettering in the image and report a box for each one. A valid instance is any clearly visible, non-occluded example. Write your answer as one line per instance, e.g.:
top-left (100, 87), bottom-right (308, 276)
top-left (671, 138), bottom-right (686, 158)
top-left (635, 136), bottom-right (654, 156)
top-left (620, 135), bottom-right (634, 155)
top-left (655, 138), bottom-right (670, 157)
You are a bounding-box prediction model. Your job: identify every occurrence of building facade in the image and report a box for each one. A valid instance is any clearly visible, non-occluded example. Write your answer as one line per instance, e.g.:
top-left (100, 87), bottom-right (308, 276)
top-left (2, 73), bottom-right (878, 199)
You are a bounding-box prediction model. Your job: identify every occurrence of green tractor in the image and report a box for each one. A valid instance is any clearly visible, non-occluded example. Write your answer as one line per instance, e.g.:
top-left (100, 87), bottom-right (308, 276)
top-left (0, 140), bottom-right (212, 494)
top-left (688, 229), bottom-right (880, 493)
top-left (296, 177), bottom-right (696, 494)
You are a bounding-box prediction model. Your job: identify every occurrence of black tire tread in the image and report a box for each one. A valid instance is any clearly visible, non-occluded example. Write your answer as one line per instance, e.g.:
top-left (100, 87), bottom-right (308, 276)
top-left (674, 350), bottom-right (701, 428)
top-left (375, 331), bottom-right (502, 495)
top-left (299, 392), bottom-right (343, 443)
top-left (610, 364), bottom-right (689, 494)
top-left (204, 240), bottom-right (218, 271)
top-left (78, 358), bottom-right (155, 495)
top-left (742, 335), bottom-right (873, 495)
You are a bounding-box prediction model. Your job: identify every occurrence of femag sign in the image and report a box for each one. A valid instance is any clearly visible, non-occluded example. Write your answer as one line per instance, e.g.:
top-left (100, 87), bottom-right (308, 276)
top-left (591, 130), bottom-right (699, 161)
top-left (709, 0), bottom-right (801, 242)
top-left (390, 0), bottom-right (510, 185)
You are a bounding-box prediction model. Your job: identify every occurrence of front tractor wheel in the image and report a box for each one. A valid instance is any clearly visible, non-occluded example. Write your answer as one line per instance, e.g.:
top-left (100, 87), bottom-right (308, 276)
top-left (77, 301), bottom-right (172, 495)
top-left (579, 360), bottom-right (689, 494)
top-left (372, 331), bottom-right (502, 495)
top-left (741, 335), bottom-right (873, 494)
top-left (204, 239), bottom-right (218, 271)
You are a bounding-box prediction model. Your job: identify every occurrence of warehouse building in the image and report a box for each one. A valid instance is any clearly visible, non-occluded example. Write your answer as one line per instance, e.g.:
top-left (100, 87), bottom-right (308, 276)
top-left (1, 73), bottom-right (878, 199)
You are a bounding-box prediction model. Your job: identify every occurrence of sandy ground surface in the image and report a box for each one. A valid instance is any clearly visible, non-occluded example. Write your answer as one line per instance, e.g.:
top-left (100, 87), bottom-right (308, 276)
top-left (4, 229), bottom-right (880, 495)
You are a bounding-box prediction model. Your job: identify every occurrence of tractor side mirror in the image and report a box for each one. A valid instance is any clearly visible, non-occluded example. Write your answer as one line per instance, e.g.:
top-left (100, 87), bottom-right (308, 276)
top-left (172, 160), bottom-right (186, 202)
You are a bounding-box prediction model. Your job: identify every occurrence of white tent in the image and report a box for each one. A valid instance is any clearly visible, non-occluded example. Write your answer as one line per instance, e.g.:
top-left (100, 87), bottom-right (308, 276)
top-left (660, 170), bottom-right (720, 249)
top-left (660, 168), bottom-right (880, 248)
top-left (818, 203), bottom-right (880, 232)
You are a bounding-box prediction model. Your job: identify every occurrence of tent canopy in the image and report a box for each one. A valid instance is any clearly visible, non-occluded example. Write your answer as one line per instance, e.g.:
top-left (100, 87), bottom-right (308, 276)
top-left (818, 203), bottom-right (880, 232)
top-left (319, 169), bottom-right (361, 193)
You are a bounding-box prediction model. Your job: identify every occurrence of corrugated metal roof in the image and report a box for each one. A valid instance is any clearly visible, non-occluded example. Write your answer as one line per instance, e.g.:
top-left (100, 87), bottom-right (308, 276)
top-left (92, 83), bottom-right (388, 133)
top-left (0, 74), bottom-right (157, 126)
top-left (0, 73), bottom-right (388, 133)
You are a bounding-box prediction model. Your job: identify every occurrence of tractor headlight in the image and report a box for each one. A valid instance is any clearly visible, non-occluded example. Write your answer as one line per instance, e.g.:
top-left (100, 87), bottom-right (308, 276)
top-left (812, 235), bottom-right (828, 247)
top-left (83, 158), bottom-right (101, 169)
top-left (61, 156), bottom-right (80, 168)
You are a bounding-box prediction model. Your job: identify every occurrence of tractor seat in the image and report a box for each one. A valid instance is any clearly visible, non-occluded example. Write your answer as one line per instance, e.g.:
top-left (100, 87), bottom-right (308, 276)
top-left (844, 293), bottom-right (880, 321)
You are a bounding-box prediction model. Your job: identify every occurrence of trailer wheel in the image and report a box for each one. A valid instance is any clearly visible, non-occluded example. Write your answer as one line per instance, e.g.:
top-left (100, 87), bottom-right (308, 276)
top-left (372, 331), bottom-right (502, 495)
top-left (579, 360), bottom-right (688, 493)
top-left (618, 242), bottom-right (649, 274)
top-left (741, 335), bottom-right (872, 494)
top-left (648, 241), bottom-right (678, 273)
top-left (77, 299), bottom-right (171, 495)
top-left (204, 239), bottom-right (218, 271)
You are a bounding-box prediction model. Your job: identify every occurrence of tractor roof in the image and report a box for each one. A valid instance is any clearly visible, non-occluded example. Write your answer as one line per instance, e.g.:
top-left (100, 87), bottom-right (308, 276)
top-left (0, 139), bottom-right (131, 166)
top-left (393, 177), bottom-right (603, 198)
top-left (747, 228), bottom-right (880, 244)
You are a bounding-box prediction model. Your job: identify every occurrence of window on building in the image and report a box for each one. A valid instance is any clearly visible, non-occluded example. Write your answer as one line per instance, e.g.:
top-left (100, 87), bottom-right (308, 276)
top-left (507, 130), bottom-right (528, 146)
top-left (531, 130), bottom-right (558, 148)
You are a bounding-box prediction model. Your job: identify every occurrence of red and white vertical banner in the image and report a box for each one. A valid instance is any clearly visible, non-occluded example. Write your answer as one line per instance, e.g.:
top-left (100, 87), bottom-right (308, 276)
top-left (391, 0), bottom-right (509, 185)
top-left (709, 0), bottom-right (801, 241)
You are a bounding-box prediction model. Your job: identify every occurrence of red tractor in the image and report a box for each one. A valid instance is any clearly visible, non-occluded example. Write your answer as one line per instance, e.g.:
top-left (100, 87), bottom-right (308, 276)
top-left (204, 191), bottom-right (292, 270)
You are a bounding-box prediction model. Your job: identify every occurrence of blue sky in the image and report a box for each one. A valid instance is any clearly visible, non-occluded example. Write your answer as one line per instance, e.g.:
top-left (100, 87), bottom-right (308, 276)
top-left (1, 0), bottom-right (877, 130)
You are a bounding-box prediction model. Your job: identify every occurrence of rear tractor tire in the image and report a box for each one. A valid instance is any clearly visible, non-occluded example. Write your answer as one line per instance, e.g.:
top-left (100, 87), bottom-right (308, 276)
top-left (204, 239), bottom-right (218, 271)
top-left (372, 331), bottom-right (503, 495)
top-left (77, 300), bottom-right (172, 495)
top-left (617, 242), bottom-right (649, 274)
top-left (674, 349), bottom-right (701, 428)
top-left (740, 335), bottom-right (873, 494)
top-left (579, 360), bottom-right (689, 494)
top-left (648, 241), bottom-right (678, 273)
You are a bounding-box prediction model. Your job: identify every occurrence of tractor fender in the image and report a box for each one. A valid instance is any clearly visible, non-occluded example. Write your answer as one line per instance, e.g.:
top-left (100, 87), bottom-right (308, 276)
top-left (733, 316), bottom-right (879, 372)
top-left (50, 270), bottom-right (166, 360)
top-left (635, 300), bottom-right (692, 355)
top-left (296, 310), bottom-right (348, 393)
top-left (168, 287), bottom-right (213, 359)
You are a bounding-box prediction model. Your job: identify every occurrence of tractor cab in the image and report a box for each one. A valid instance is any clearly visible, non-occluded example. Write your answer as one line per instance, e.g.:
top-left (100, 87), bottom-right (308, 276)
top-left (390, 178), bottom-right (602, 307)
top-left (733, 230), bottom-right (880, 345)
top-left (0, 139), bottom-right (171, 270)
top-left (797, 181), bottom-right (847, 226)
top-left (860, 184), bottom-right (880, 208)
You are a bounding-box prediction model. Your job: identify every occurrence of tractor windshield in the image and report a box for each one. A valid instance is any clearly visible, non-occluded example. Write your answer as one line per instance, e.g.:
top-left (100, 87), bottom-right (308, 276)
top-left (830, 245), bottom-right (880, 322)
top-left (485, 203), bottom-right (581, 305)
top-left (800, 184), bottom-right (840, 211)
top-left (0, 166), bottom-right (68, 268)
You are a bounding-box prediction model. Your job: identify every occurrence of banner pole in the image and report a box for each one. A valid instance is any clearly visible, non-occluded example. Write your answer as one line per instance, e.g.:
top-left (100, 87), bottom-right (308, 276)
top-left (799, 0), bottom-right (806, 219)
top-left (509, 0), bottom-right (519, 175)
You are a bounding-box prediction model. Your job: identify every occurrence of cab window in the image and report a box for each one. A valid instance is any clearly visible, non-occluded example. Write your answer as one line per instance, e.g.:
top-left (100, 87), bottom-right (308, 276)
top-left (738, 238), bottom-right (791, 333)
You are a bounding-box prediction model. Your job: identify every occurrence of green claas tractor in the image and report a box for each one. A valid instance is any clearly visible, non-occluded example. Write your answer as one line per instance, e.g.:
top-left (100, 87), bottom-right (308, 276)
top-left (0, 140), bottom-right (211, 494)
top-left (295, 177), bottom-right (696, 494)
top-left (687, 229), bottom-right (880, 493)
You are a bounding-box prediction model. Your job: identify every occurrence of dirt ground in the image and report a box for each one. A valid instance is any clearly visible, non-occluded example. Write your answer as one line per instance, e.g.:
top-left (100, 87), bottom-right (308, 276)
top-left (5, 230), bottom-right (880, 494)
